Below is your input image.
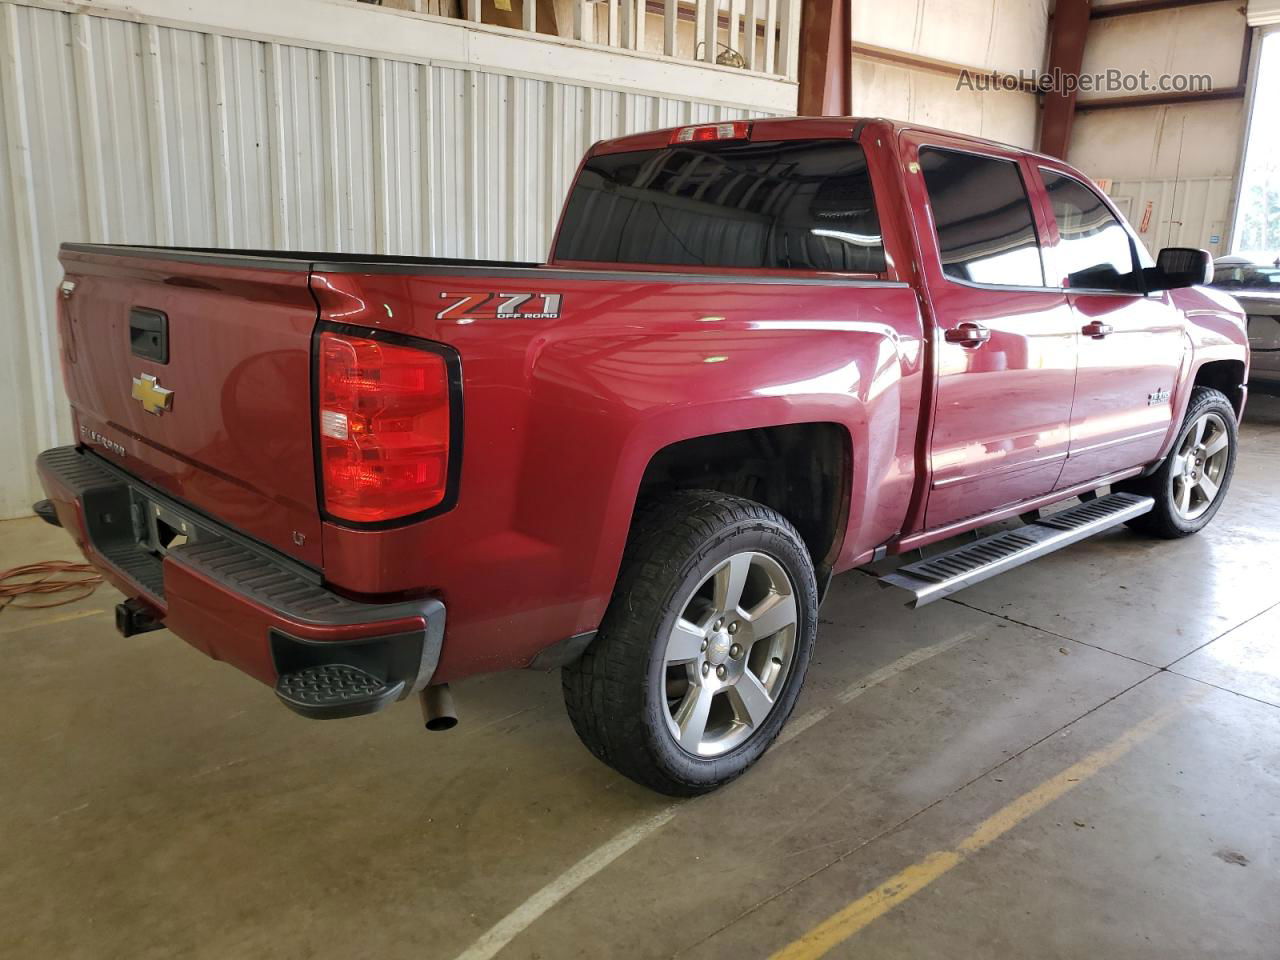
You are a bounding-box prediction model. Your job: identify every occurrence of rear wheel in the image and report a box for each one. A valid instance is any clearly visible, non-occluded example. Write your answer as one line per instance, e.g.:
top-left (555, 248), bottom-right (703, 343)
top-left (1119, 386), bottom-right (1238, 538)
top-left (562, 491), bottom-right (818, 796)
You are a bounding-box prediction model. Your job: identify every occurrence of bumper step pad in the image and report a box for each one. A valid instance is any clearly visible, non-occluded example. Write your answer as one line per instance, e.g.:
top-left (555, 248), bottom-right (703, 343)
top-left (275, 664), bottom-right (406, 720)
top-left (32, 499), bottom-right (61, 527)
top-left (880, 492), bottom-right (1154, 607)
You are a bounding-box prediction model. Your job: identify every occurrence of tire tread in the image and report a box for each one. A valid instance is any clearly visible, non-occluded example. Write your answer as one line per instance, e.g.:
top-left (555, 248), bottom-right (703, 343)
top-left (1119, 386), bottom-right (1237, 538)
top-left (562, 490), bottom-right (816, 795)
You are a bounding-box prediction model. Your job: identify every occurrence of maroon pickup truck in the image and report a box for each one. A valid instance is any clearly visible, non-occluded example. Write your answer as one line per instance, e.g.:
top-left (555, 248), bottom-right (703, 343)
top-left (36, 117), bottom-right (1248, 795)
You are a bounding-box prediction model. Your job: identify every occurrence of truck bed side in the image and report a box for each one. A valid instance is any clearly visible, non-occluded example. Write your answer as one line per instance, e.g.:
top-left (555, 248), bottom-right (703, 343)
top-left (308, 263), bottom-right (925, 680)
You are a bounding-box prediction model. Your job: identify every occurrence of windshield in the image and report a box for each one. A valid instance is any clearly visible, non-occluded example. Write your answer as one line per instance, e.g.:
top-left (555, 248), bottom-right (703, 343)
top-left (1210, 264), bottom-right (1280, 292)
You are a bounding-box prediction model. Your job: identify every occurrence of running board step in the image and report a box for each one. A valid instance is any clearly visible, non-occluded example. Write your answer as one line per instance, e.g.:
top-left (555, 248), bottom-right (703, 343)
top-left (880, 493), bottom-right (1154, 608)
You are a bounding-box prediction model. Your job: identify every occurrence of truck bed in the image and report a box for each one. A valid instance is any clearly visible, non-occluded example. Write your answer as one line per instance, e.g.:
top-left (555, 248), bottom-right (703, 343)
top-left (56, 239), bottom-right (924, 681)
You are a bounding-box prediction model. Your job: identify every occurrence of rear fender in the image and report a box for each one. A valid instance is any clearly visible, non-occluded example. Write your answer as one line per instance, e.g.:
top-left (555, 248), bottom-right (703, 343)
top-left (523, 323), bottom-right (921, 625)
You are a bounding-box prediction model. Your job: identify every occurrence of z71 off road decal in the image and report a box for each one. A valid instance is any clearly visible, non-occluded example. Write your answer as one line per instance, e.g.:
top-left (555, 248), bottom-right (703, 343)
top-left (437, 292), bottom-right (563, 321)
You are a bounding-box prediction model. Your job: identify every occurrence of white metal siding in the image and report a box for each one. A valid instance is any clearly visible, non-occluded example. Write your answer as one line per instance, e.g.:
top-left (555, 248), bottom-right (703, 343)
top-left (1248, 0), bottom-right (1280, 26)
top-left (1104, 177), bottom-right (1237, 257)
top-left (0, 2), bottom-right (781, 518)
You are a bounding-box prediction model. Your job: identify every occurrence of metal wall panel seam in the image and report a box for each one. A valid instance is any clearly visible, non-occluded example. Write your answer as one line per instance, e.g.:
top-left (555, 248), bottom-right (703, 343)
top-left (205, 33), bottom-right (232, 245)
top-left (70, 13), bottom-right (107, 241)
top-left (319, 49), bottom-right (342, 250)
top-left (418, 61), bottom-right (437, 258)
top-left (265, 42), bottom-right (291, 248)
top-left (371, 55), bottom-right (389, 255)
top-left (142, 23), bottom-right (175, 244)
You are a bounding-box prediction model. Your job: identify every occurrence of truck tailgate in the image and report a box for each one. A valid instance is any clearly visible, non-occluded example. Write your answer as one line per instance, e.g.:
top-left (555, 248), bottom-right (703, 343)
top-left (58, 246), bottom-right (322, 567)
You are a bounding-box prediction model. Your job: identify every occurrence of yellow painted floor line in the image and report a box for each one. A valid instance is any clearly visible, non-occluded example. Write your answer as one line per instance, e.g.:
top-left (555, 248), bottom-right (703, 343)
top-left (769, 697), bottom-right (1191, 960)
top-left (0, 606), bottom-right (111, 636)
top-left (451, 634), bottom-right (979, 960)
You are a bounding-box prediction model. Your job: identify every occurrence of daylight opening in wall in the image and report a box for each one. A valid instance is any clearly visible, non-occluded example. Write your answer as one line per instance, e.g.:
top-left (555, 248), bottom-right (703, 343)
top-left (1233, 30), bottom-right (1280, 265)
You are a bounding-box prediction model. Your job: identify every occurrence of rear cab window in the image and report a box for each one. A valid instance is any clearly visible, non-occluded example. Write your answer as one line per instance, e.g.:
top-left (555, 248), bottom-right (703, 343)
top-left (917, 147), bottom-right (1045, 288)
top-left (553, 139), bottom-right (886, 275)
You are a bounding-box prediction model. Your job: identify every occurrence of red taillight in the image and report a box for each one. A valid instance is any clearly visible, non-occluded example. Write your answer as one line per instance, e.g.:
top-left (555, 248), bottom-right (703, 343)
top-left (670, 121), bottom-right (752, 144)
top-left (317, 330), bottom-right (453, 524)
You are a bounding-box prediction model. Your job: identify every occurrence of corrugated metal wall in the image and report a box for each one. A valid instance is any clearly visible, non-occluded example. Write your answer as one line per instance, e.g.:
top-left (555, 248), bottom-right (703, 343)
top-left (0, 2), bottom-right (782, 518)
top-left (1104, 177), bottom-right (1237, 257)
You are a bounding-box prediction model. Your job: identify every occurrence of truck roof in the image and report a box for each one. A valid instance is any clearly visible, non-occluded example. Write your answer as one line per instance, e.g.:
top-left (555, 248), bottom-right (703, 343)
top-left (591, 115), bottom-right (1058, 164)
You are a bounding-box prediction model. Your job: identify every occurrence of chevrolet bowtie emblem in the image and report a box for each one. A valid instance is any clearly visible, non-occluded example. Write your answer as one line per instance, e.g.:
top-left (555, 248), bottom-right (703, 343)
top-left (131, 373), bottom-right (174, 415)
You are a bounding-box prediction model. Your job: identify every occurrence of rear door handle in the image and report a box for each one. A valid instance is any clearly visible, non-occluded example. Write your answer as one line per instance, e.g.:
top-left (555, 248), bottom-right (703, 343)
top-left (1082, 321), bottom-right (1113, 339)
top-left (944, 322), bottom-right (991, 347)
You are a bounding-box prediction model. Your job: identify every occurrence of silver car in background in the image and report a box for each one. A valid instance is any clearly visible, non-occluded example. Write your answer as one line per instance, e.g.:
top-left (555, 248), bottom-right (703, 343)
top-left (1213, 256), bottom-right (1280, 394)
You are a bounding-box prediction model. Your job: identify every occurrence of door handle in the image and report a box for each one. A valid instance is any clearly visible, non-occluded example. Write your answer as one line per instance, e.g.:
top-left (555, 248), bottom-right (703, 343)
top-left (944, 322), bottom-right (991, 347)
top-left (1082, 321), bottom-right (1114, 339)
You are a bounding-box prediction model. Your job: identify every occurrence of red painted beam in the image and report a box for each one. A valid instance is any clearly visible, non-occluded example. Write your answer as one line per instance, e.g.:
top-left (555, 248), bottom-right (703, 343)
top-left (1039, 0), bottom-right (1091, 159)
top-left (1076, 85), bottom-right (1245, 110)
top-left (797, 0), bottom-right (851, 116)
top-left (1090, 0), bottom-right (1222, 19)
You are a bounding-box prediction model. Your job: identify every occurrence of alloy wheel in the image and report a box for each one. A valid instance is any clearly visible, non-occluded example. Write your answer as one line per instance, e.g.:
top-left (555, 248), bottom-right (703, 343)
top-left (661, 551), bottom-right (798, 757)
top-left (1170, 411), bottom-right (1230, 521)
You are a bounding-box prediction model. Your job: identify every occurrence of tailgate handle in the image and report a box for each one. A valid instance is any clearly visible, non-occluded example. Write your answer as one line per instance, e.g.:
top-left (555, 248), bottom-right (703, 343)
top-left (130, 308), bottom-right (169, 364)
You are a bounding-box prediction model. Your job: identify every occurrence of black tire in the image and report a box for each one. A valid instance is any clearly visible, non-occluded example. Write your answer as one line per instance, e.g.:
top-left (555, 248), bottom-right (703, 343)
top-left (562, 491), bottom-right (818, 796)
top-left (1117, 386), bottom-right (1238, 538)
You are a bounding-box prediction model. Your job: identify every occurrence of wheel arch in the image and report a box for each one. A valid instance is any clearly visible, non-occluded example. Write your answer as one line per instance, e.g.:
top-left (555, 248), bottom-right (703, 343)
top-left (632, 422), bottom-right (854, 576)
top-left (1192, 358), bottom-right (1247, 417)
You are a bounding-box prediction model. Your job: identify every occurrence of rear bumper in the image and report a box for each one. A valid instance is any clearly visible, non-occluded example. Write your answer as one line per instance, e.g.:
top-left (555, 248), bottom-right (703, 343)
top-left (36, 445), bottom-right (445, 718)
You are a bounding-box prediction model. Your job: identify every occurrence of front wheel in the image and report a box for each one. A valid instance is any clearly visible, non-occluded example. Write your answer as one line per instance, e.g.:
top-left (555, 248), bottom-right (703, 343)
top-left (562, 491), bottom-right (818, 796)
top-left (1118, 386), bottom-right (1238, 538)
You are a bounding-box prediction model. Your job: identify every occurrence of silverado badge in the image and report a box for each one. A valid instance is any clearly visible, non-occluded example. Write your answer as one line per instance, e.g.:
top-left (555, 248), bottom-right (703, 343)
top-left (131, 372), bottom-right (174, 415)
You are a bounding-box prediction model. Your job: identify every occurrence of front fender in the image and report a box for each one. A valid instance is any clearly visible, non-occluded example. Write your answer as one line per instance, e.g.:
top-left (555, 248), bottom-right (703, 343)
top-left (1161, 286), bottom-right (1250, 456)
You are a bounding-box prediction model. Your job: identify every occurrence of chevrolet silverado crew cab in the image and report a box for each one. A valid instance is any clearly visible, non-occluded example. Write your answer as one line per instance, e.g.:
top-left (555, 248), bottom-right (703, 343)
top-left (37, 117), bottom-right (1248, 795)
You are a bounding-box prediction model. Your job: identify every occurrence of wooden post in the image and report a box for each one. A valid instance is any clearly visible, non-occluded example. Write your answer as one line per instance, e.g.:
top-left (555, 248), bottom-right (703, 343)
top-left (796, 0), bottom-right (850, 115)
top-left (1039, 0), bottom-right (1092, 159)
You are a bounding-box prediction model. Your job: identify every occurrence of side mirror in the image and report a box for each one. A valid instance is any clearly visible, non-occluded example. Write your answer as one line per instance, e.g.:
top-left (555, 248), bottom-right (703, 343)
top-left (1146, 247), bottom-right (1213, 291)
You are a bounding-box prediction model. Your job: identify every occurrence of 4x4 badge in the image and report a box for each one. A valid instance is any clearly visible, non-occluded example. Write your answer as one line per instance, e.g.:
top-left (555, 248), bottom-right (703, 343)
top-left (131, 373), bottom-right (174, 415)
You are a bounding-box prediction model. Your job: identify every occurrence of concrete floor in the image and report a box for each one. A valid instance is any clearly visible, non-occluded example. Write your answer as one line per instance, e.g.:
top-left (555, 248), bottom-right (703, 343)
top-left (2, 398), bottom-right (1279, 960)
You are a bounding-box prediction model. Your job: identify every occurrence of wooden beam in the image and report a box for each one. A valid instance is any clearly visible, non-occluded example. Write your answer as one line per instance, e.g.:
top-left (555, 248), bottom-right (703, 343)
top-left (851, 42), bottom-right (1040, 94)
top-left (1039, 0), bottom-right (1090, 159)
top-left (1237, 23), bottom-right (1253, 88)
top-left (797, 0), bottom-right (850, 115)
top-left (1076, 85), bottom-right (1245, 109)
top-left (1090, 0), bottom-right (1224, 19)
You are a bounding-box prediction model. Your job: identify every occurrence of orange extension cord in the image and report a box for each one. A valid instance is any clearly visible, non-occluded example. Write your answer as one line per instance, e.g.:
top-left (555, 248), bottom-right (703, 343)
top-left (0, 561), bottom-right (104, 611)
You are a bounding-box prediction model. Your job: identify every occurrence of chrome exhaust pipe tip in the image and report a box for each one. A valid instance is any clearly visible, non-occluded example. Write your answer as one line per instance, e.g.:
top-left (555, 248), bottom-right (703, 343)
top-left (419, 683), bottom-right (457, 731)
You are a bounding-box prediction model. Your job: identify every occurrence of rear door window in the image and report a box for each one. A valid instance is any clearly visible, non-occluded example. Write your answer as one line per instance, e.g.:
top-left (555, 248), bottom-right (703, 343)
top-left (918, 148), bottom-right (1045, 288)
top-left (1039, 170), bottom-right (1141, 292)
top-left (553, 139), bottom-right (886, 274)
